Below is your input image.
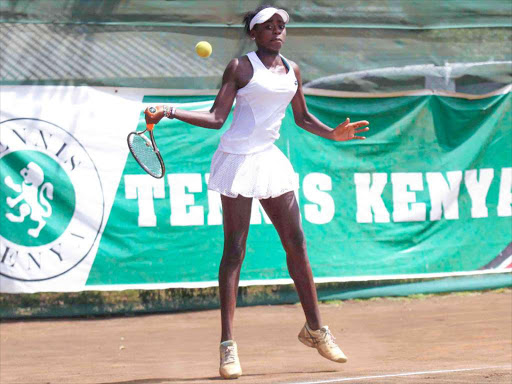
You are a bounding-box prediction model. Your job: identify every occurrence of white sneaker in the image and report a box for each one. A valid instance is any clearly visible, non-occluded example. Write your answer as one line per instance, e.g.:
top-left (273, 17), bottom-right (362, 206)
top-left (219, 340), bottom-right (242, 379)
top-left (298, 323), bottom-right (348, 363)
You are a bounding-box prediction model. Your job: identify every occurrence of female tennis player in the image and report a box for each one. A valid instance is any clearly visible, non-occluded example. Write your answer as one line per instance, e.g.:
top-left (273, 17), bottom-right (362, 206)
top-left (145, 5), bottom-right (369, 379)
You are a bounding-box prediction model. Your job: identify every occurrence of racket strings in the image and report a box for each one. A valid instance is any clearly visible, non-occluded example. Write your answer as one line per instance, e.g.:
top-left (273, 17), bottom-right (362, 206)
top-left (128, 134), bottom-right (164, 178)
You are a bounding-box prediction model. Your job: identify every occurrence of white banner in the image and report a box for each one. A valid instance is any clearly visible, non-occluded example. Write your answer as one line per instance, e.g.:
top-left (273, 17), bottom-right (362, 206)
top-left (0, 86), bottom-right (143, 292)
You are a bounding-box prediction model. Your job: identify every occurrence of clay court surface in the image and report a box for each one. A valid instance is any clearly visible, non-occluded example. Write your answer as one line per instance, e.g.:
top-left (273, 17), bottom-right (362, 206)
top-left (1, 290), bottom-right (511, 384)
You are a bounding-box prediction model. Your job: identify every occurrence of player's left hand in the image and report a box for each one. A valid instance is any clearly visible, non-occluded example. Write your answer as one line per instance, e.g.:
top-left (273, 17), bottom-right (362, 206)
top-left (331, 118), bottom-right (369, 141)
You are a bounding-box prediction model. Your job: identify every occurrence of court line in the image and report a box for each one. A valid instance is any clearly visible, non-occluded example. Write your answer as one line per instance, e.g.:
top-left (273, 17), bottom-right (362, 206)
top-left (283, 365), bottom-right (512, 384)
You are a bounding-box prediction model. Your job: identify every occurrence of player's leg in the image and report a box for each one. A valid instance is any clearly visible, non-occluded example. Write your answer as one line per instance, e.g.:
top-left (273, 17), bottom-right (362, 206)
top-left (260, 190), bottom-right (347, 363)
top-left (259, 191), bottom-right (321, 330)
top-left (219, 194), bottom-right (252, 342)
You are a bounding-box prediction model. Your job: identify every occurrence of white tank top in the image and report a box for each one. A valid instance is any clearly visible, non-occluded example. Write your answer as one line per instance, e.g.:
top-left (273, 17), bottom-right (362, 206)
top-left (218, 51), bottom-right (298, 154)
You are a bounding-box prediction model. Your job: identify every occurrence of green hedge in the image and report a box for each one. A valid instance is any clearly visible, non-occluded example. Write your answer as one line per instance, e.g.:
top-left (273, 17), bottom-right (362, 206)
top-left (1, 273), bottom-right (510, 319)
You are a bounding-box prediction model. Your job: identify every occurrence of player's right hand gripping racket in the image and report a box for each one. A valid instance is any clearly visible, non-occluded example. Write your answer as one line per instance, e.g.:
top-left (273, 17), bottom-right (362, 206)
top-left (127, 107), bottom-right (165, 178)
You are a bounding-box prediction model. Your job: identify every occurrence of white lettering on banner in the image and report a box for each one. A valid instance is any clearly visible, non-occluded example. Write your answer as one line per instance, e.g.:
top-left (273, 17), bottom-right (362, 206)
top-left (303, 173), bottom-right (335, 224)
top-left (126, 172), bottom-right (333, 227)
top-left (124, 175), bottom-right (165, 227)
top-left (204, 174), bottom-right (222, 226)
top-left (126, 168), bottom-right (511, 227)
top-left (355, 167), bottom-right (512, 223)
top-left (392, 173), bottom-right (426, 222)
top-left (465, 169), bottom-right (494, 218)
top-left (168, 174), bottom-right (204, 226)
top-left (426, 171), bottom-right (462, 220)
top-left (354, 173), bottom-right (390, 223)
top-left (497, 167), bottom-right (512, 216)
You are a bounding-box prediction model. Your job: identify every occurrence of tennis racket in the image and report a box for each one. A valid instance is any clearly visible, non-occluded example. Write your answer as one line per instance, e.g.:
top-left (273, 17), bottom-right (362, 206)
top-left (127, 107), bottom-right (165, 178)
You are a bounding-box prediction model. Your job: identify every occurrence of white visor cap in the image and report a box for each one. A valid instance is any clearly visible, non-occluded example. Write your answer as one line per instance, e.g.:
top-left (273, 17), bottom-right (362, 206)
top-left (249, 7), bottom-right (290, 31)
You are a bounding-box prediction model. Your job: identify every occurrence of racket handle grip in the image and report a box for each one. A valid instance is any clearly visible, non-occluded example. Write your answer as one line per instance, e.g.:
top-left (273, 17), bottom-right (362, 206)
top-left (146, 123), bottom-right (155, 131)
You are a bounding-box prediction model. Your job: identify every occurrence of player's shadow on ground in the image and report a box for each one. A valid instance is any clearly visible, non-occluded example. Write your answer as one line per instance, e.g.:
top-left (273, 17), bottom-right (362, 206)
top-left (101, 370), bottom-right (339, 383)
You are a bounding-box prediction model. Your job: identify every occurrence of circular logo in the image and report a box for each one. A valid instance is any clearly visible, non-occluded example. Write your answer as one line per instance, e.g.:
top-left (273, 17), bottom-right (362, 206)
top-left (0, 150), bottom-right (76, 246)
top-left (0, 119), bottom-right (104, 281)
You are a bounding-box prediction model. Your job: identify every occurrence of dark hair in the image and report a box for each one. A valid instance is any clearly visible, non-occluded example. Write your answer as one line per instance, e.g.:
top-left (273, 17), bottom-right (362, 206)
top-left (242, 4), bottom-right (274, 36)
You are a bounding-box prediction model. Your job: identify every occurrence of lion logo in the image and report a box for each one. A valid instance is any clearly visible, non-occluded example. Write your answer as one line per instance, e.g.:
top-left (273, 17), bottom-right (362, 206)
top-left (4, 162), bottom-right (54, 238)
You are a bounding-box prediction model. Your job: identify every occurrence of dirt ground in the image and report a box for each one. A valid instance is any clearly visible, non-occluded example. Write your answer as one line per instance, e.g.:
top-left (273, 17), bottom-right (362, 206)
top-left (1, 290), bottom-right (511, 384)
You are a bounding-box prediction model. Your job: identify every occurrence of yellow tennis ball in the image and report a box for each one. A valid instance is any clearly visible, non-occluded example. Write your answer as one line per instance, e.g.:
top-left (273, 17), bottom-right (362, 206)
top-left (195, 41), bottom-right (212, 58)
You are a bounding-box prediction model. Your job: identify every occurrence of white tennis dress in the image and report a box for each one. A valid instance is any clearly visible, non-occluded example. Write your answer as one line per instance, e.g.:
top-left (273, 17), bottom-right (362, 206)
top-left (207, 51), bottom-right (299, 199)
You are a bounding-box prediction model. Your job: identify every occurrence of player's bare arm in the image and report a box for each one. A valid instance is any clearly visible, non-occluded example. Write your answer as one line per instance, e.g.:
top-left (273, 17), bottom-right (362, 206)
top-left (290, 61), bottom-right (370, 141)
top-left (145, 58), bottom-right (244, 129)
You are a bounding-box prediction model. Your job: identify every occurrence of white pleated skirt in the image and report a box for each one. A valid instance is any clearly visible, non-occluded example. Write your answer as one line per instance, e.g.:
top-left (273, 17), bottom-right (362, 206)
top-left (207, 144), bottom-right (299, 199)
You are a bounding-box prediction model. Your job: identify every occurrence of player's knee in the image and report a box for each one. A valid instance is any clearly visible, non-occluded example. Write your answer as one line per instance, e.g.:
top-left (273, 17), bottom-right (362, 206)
top-left (222, 240), bottom-right (246, 266)
top-left (283, 231), bottom-right (307, 256)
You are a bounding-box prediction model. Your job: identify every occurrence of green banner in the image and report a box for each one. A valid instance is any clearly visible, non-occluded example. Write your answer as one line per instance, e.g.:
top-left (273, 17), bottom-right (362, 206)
top-left (86, 92), bottom-right (512, 287)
